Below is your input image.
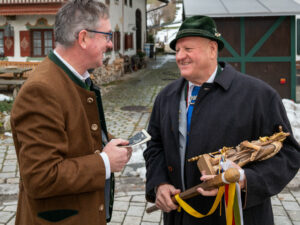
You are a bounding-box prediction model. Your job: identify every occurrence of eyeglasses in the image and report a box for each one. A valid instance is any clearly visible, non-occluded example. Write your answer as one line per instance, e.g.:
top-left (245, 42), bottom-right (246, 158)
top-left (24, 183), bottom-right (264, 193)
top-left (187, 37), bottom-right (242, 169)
top-left (86, 29), bottom-right (112, 43)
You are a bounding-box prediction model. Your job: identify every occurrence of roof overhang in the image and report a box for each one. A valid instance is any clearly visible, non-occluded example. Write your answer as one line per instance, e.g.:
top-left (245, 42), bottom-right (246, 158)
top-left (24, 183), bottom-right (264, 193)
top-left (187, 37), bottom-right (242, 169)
top-left (184, 0), bottom-right (300, 18)
top-left (0, 3), bottom-right (63, 15)
top-left (0, 0), bottom-right (65, 16)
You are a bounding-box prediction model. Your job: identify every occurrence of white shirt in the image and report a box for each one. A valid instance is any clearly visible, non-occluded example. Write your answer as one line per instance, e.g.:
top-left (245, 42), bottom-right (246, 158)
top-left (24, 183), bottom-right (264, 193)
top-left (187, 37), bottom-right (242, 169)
top-left (53, 50), bottom-right (111, 179)
top-left (187, 66), bottom-right (218, 109)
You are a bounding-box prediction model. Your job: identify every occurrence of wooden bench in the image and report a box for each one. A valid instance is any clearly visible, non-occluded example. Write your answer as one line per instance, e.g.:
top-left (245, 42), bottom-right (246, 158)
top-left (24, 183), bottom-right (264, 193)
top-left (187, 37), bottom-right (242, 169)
top-left (0, 61), bottom-right (39, 98)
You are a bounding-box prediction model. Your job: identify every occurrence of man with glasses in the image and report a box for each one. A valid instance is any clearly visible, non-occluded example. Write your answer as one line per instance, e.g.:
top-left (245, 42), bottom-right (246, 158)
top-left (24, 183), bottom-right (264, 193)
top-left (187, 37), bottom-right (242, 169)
top-left (10, 1), bottom-right (131, 225)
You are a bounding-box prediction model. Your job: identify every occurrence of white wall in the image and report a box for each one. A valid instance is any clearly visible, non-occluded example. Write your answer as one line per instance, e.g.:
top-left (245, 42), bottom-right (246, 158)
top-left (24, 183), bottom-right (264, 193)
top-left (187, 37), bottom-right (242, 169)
top-left (107, 0), bottom-right (146, 59)
top-left (1, 0), bottom-right (146, 62)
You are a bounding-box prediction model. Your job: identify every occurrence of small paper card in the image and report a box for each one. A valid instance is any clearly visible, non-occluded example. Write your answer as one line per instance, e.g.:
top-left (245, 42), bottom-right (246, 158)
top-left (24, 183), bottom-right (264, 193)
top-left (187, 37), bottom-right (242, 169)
top-left (126, 129), bottom-right (151, 147)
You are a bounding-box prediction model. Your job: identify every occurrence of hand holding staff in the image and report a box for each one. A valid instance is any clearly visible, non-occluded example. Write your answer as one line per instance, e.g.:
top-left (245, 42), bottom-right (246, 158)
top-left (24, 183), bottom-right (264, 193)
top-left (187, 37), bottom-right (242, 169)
top-left (146, 167), bottom-right (240, 213)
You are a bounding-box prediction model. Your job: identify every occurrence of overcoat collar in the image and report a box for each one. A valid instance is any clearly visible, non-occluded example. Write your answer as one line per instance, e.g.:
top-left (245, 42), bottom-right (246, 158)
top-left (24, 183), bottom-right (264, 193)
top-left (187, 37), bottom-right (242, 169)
top-left (214, 62), bottom-right (236, 91)
top-left (165, 62), bottom-right (236, 97)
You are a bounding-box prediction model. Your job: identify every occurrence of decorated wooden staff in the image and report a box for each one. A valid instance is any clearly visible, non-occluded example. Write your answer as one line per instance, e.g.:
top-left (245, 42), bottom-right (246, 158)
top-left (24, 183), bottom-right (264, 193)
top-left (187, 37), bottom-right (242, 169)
top-left (146, 126), bottom-right (290, 225)
top-left (189, 126), bottom-right (290, 175)
top-left (146, 167), bottom-right (240, 213)
top-left (185, 126), bottom-right (289, 225)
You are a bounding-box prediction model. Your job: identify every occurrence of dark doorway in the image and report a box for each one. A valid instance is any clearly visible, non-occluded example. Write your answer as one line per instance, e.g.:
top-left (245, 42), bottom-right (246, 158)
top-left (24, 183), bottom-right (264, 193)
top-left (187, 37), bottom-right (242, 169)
top-left (135, 9), bottom-right (142, 53)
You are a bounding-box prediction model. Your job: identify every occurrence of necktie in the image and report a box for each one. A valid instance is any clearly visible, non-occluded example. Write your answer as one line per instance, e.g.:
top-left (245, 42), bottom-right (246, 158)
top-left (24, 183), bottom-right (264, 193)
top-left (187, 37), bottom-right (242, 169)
top-left (85, 77), bottom-right (92, 89)
top-left (187, 86), bottom-right (200, 144)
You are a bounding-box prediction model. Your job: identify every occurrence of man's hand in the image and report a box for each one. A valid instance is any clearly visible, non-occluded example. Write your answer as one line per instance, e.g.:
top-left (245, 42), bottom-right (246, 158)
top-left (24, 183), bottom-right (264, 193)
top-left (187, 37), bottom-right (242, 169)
top-left (197, 170), bottom-right (218, 196)
top-left (155, 184), bottom-right (181, 212)
top-left (103, 139), bottom-right (132, 172)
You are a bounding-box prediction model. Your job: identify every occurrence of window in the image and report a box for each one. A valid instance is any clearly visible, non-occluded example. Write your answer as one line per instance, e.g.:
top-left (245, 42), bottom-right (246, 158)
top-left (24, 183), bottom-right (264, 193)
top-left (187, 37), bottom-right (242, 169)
top-left (124, 0), bottom-right (127, 5)
top-left (129, 0), bottom-right (132, 7)
top-left (0, 30), bottom-right (4, 55)
top-left (32, 29), bottom-right (53, 57)
top-left (105, 0), bottom-right (110, 5)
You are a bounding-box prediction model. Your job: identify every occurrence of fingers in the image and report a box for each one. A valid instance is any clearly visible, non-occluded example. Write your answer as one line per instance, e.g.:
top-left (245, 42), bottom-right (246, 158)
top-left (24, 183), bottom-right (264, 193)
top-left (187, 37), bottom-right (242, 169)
top-left (198, 171), bottom-right (218, 196)
top-left (104, 139), bottom-right (131, 172)
top-left (126, 147), bottom-right (133, 159)
top-left (110, 138), bottom-right (129, 146)
top-left (200, 174), bottom-right (216, 182)
top-left (155, 184), bottom-right (180, 212)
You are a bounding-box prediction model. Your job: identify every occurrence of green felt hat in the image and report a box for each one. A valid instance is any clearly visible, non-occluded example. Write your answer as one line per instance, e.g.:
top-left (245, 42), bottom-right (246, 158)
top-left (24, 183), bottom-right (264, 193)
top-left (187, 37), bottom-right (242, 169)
top-left (169, 15), bottom-right (224, 51)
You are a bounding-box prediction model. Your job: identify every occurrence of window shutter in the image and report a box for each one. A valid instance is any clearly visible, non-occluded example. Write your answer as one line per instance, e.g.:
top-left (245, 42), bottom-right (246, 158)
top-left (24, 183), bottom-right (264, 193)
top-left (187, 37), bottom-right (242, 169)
top-left (129, 33), bottom-right (133, 49)
top-left (117, 31), bottom-right (120, 51)
top-left (124, 34), bottom-right (128, 50)
top-left (113, 31), bottom-right (120, 51)
top-left (20, 31), bottom-right (31, 57)
top-left (4, 36), bottom-right (14, 56)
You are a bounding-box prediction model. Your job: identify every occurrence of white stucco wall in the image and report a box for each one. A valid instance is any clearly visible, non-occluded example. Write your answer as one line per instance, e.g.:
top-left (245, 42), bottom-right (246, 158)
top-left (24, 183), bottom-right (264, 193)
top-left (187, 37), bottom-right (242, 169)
top-left (107, 0), bottom-right (146, 60)
top-left (1, 0), bottom-right (146, 62)
top-left (0, 15), bottom-right (54, 62)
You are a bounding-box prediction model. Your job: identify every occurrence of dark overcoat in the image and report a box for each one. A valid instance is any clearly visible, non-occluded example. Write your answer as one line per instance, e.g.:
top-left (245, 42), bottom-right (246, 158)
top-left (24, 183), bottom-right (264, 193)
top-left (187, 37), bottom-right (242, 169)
top-left (144, 62), bottom-right (300, 225)
top-left (11, 53), bottom-right (113, 225)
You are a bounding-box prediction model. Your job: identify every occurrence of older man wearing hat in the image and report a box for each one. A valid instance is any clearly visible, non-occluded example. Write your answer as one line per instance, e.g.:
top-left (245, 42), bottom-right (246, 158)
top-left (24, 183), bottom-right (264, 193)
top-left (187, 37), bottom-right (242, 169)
top-left (143, 15), bottom-right (299, 225)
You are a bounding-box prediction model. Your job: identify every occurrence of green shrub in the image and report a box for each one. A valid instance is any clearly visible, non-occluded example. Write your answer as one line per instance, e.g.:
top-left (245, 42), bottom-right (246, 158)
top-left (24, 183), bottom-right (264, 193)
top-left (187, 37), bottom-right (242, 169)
top-left (0, 101), bottom-right (13, 113)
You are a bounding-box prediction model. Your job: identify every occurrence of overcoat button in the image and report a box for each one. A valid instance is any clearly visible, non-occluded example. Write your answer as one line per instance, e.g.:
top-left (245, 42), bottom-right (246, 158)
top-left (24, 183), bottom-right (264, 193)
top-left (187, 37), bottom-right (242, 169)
top-left (91, 124), bottom-right (98, 131)
top-left (94, 150), bottom-right (100, 154)
top-left (87, 97), bottom-right (94, 104)
top-left (99, 204), bottom-right (104, 211)
top-left (168, 166), bottom-right (173, 172)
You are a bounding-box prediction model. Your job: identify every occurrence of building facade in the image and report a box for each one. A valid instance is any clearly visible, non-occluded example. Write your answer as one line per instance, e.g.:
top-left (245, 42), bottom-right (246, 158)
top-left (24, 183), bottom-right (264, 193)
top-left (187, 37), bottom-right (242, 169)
top-left (0, 0), bottom-right (147, 62)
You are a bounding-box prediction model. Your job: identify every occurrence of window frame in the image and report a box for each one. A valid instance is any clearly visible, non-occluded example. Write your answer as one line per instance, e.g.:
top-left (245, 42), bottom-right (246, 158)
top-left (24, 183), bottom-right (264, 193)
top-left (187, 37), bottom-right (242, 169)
top-left (31, 29), bottom-right (54, 57)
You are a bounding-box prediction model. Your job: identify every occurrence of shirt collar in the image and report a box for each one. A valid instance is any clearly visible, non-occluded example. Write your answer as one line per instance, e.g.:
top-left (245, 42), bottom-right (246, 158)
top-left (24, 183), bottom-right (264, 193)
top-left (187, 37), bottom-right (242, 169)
top-left (188, 65), bottom-right (218, 90)
top-left (53, 50), bottom-right (90, 82)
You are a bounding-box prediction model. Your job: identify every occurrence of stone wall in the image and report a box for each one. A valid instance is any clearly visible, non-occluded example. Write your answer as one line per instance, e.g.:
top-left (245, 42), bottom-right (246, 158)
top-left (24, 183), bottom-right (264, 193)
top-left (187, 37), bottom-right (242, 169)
top-left (92, 58), bottom-right (124, 86)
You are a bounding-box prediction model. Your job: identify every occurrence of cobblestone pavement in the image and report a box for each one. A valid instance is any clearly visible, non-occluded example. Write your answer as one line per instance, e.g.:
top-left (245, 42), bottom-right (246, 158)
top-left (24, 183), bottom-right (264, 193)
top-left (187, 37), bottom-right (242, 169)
top-left (0, 55), bottom-right (299, 225)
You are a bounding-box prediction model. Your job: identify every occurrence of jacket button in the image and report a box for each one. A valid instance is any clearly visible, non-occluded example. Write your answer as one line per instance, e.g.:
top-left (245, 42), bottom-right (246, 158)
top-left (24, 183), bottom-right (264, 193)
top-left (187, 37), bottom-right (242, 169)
top-left (94, 150), bottom-right (100, 154)
top-left (99, 204), bottom-right (104, 211)
top-left (87, 97), bottom-right (94, 104)
top-left (91, 124), bottom-right (98, 131)
top-left (168, 166), bottom-right (173, 172)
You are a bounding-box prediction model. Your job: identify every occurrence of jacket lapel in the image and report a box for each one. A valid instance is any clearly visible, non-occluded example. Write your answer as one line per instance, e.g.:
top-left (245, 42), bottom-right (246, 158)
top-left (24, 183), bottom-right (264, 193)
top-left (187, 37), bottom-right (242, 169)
top-left (166, 77), bottom-right (187, 149)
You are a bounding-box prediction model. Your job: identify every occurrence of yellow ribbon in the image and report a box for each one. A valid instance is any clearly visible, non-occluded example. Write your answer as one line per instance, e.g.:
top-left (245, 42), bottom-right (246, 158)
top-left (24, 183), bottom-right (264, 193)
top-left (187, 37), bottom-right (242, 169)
top-left (225, 183), bottom-right (236, 225)
top-left (174, 183), bottom-right (236, 225)
top-left (174, 186), bottom-right (224, 218)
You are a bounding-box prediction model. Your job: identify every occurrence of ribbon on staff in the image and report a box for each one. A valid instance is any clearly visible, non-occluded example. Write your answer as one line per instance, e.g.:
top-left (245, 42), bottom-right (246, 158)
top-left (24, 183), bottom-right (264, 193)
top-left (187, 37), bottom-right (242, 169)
top-left (174, 179), bottom-right (243, 225)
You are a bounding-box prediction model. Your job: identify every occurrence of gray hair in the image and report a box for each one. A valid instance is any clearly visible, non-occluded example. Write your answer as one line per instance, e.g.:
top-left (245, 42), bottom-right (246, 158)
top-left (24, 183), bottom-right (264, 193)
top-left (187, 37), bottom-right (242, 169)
top-left (55, 0), bottom-right (109, 47)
